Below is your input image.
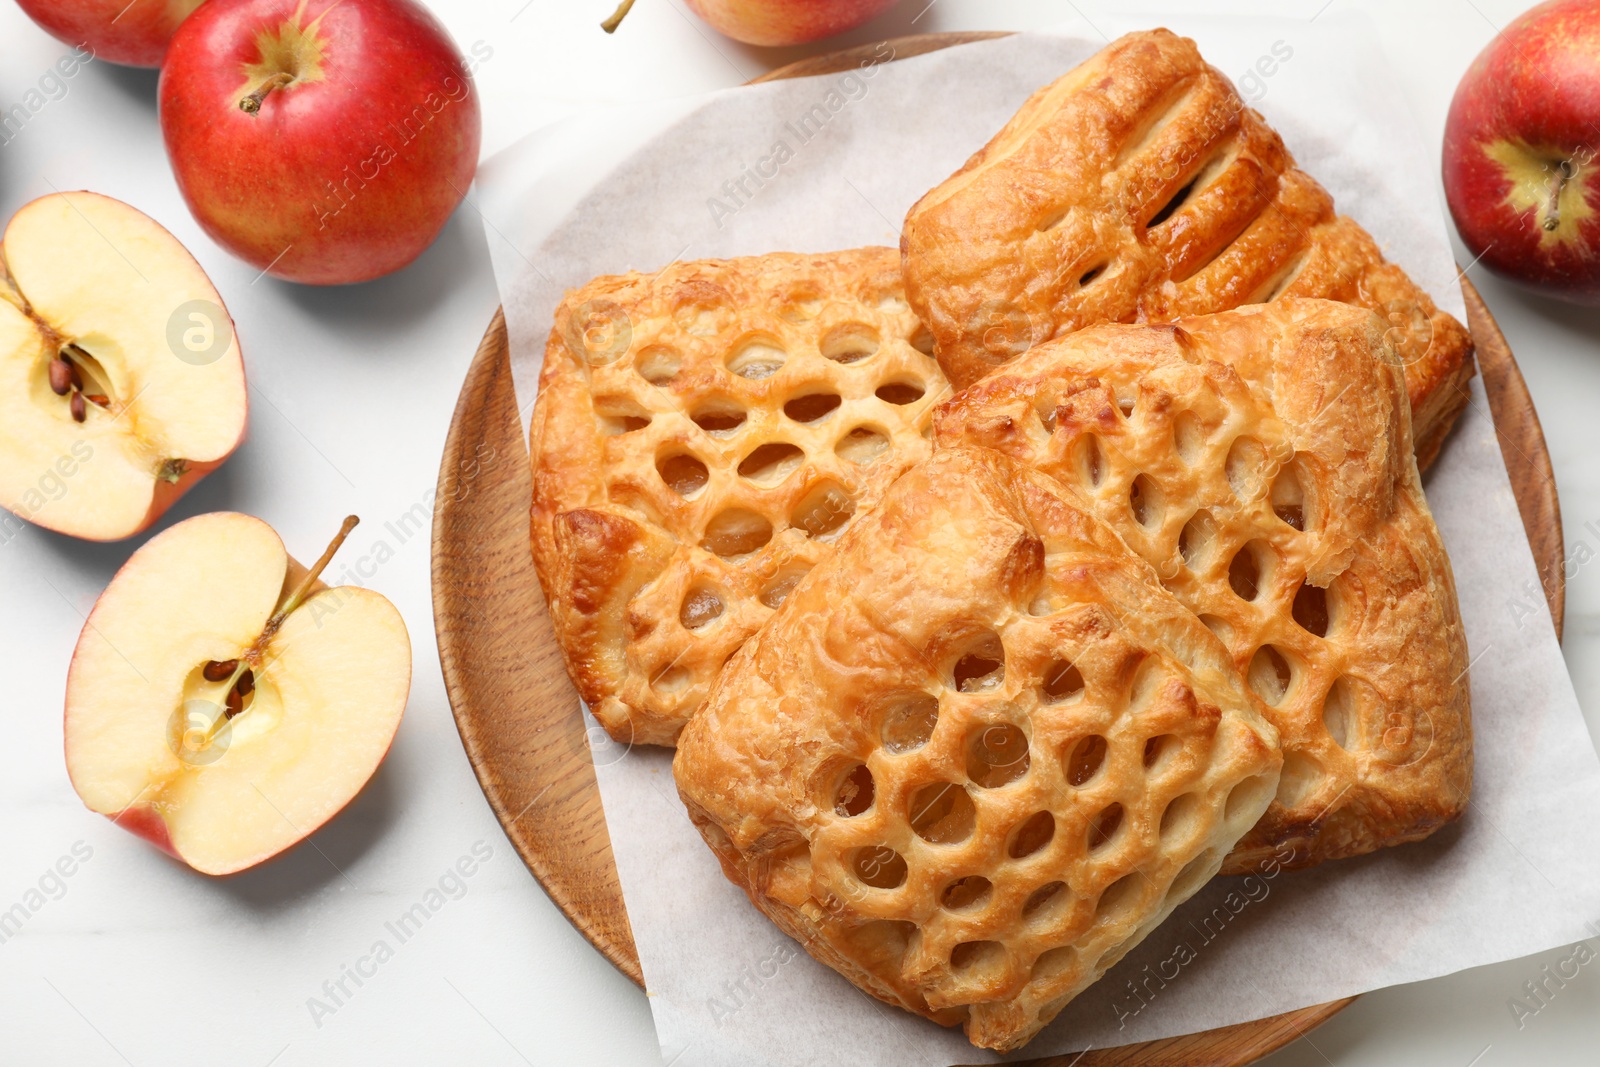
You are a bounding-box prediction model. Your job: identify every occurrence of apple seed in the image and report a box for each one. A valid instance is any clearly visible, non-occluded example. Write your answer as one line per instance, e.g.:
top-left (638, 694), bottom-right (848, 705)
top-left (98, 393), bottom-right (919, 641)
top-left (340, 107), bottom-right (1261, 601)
top-left (70, 391), bottom-right (86, 422)
top-left (224, 669), bottom-right (256, 719)
top-left (203, 659), bottom-right (239, 682)
top-left (60, 342), bottom-right (92, 376)
top-left (48, 357), bottom-right (72, 396)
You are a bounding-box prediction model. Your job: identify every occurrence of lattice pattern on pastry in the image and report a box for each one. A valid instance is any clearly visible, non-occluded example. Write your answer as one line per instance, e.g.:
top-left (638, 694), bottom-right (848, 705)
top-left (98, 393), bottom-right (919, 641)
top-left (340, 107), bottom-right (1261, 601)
top-left (935, 300), bottom-right (1472, 873)
top-left (531, 248), bottom-right (949, 746)
top-left (674, 448), bottom-right (1281, 1051)
top-left (901, 28), bottom-right (1474, 469)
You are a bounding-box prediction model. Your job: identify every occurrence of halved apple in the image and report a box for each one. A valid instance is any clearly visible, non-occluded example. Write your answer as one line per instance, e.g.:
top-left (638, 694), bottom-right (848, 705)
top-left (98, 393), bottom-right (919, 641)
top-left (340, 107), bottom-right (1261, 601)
top-left (64, 512), bottom-right (410, 876)
top-left (0, 192), bottom-right (247, 542)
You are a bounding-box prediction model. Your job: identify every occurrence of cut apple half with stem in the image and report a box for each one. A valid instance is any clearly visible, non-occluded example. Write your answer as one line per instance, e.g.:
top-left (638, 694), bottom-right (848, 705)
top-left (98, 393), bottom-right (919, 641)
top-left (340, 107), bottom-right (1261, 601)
top-left (0, 192), bottom-right (247, 541)
top-left (65, 512), bottom-right (411, 876)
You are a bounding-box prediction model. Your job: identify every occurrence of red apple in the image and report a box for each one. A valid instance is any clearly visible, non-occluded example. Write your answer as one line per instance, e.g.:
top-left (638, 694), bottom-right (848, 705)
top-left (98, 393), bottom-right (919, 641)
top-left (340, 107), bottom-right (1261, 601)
top-left (687, 0), bottom-right (902, 45)
top-left (1443, 0), bottom-right (1600, 304)
top-left (0, 192), bottom-right (247, 542)
top-left (608, 0), bottom-right (901, 47)
top-left (14, 0), bottom-right (205, 67)
top-left (158, 0), bottom-right (482, 286)
top-left (65, 513), bottom-right (411, 875)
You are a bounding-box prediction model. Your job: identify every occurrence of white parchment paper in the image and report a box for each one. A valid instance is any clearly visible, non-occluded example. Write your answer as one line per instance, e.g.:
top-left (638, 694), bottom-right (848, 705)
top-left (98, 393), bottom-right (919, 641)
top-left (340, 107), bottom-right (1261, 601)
top-left (476, 12), bottom-right (1600, 1065)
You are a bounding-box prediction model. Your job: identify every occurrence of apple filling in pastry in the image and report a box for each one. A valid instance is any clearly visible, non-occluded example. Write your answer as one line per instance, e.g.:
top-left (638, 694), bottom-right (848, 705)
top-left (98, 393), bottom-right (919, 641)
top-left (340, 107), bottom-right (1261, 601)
top-left (902, 28), bottom-right (1475, 469)
top-left (530, 248), bottom-right (949, 745)
top-left (937, 299), bottom-right (1472, 873)
top-left (674, 447), bottom-right (1282, 1051)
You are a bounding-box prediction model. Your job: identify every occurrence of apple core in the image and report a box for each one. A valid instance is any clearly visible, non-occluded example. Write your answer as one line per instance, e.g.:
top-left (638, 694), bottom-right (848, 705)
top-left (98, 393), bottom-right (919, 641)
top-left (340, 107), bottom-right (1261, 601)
top-left (189, 514), bottom-right (361, 755)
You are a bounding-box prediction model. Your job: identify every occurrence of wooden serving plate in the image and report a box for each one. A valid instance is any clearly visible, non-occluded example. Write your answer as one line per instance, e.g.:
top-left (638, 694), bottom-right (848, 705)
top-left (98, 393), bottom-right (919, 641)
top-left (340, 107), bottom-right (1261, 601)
top-left (431, 34), bottom-right (1565, 1067)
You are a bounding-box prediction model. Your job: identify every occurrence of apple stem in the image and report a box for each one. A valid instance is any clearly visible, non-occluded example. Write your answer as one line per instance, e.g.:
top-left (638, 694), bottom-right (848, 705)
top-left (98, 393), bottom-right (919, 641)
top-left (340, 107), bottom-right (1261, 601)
top-left (1545, 159), bottom-right (1577, 232)
top-left (601, 0), bottom-right (636, 33)
top-left (267, 515), bottom-right (361, 636)
top-left (240, 72), bottom-right (295, 115)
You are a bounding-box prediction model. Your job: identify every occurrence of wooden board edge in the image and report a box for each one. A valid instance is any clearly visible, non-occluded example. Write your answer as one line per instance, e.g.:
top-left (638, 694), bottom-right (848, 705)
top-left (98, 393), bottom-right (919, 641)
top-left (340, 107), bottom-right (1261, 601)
top-left (1461, 277), bottom-right (1565, 639)
top-left (432, 308), bottom-right (644, 986)
top-left (748, 30), bottom-right (1012, 83)
top-left (1001, 997), bottom-right (1359, 1067)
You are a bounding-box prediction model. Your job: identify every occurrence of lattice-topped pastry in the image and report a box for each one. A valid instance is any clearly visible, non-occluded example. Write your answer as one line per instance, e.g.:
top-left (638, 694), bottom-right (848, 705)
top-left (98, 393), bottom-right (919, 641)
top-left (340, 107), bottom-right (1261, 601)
top-left (936, 299), bottom-right (1472, 873)
top-left (901, 28), bottom-right (1474, 469)
top-left (675, 447), bottom-right (1282, 1051)
top-left (530, 248), bottom-right (949, 746)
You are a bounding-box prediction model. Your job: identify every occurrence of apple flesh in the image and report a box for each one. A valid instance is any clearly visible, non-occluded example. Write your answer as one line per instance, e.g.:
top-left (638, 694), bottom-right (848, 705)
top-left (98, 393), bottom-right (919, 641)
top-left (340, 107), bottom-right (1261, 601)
top-left (1443, 0), bottom-right (1600, 304)
top-left (0, 192), bottom-right (247, 541)
top-left (14, 0), bottom-right (205, 68)
top-left (65, 512), bottom-right (411, 876)
top-left (158, 0), bottom-right (482, 285)
top-left (680, 0), bottom-right (902, 46)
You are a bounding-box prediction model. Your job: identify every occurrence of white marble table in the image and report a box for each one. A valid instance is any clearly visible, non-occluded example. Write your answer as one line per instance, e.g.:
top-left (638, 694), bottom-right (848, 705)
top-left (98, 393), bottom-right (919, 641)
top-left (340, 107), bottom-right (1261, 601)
top-left (0, 1), bottom-right (1594, 1064)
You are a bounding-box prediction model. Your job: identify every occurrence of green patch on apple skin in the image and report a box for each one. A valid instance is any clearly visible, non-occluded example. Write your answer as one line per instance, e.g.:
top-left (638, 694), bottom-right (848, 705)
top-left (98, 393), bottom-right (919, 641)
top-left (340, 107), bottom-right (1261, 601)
top-left (1484, 138), bottom-right (1597, 250)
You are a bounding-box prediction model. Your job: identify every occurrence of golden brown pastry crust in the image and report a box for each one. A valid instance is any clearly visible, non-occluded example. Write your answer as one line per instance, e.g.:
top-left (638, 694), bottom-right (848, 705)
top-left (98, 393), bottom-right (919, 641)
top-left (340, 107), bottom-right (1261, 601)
top-left (901, 28), bottom-right (1474, 469)
top-left (530, 248), bottom-right (949, 746)
top-left (674, 447), bottom-right (1282, 1051)
top-left (935, 299), bottom-right (1472, 873)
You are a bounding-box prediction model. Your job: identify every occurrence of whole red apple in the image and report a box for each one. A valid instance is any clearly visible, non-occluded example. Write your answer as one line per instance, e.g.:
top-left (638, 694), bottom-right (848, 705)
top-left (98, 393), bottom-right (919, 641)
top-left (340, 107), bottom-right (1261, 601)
top-left (681, 0), bottom-right (901, 47)
top-left (158, 0), bottom-right (482, 286)
top-left (14, 0), bottom-right (205, 67)
top-left (1443, 0), bottom-right (1600, 304)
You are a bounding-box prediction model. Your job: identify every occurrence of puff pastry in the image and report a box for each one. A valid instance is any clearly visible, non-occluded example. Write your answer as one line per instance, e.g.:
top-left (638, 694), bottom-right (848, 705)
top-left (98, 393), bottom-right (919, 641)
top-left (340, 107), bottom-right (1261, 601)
top-left (529, 248), bottom-right (949, 746)
top-left (675, 447), bottom-right (1282, 1051)
top-left (901, 29), bottom-right (1474, 469)
top-left (936, 299), bottom-right (1472, 873)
